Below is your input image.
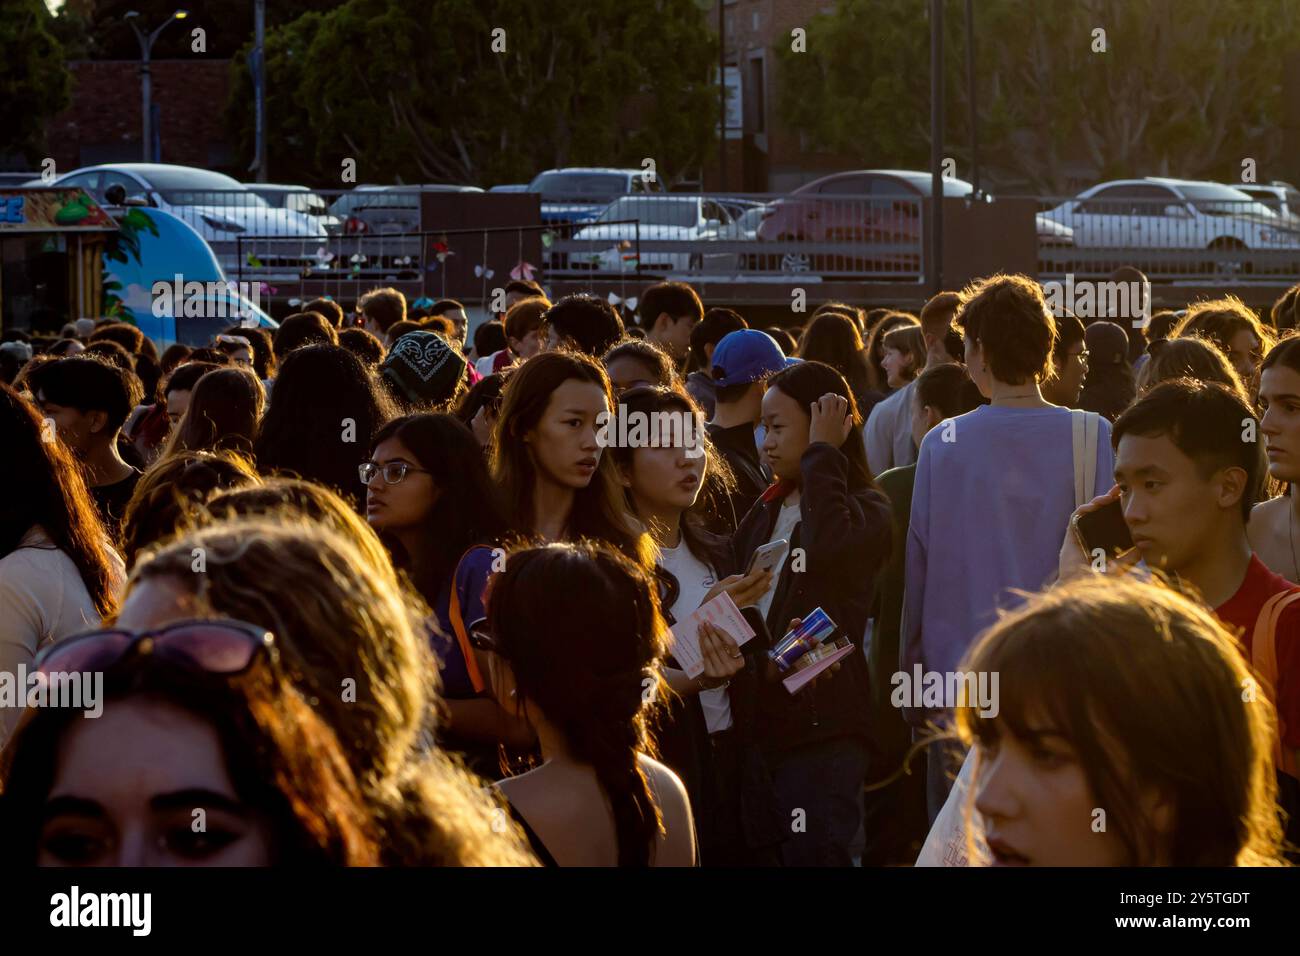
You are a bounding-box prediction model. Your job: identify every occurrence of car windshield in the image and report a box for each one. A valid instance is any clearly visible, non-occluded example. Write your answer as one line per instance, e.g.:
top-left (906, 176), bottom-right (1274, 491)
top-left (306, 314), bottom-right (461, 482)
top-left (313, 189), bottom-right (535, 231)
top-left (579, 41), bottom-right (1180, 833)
top-left (596, 198), bottom-right (700, 226)
top-left (328, 189), bottom-right (419, 215)
top-left (1178, 183), bottom-right (1275, 218)
top-left (145, 168), bottom-right (270, 208)
top-left (532, 173), bottom-right (627, 202)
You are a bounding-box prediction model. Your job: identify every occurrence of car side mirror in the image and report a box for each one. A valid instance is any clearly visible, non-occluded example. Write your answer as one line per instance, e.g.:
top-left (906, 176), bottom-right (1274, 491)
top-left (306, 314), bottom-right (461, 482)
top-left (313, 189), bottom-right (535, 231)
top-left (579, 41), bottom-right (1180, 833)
top-left (1164, 204), bottom-right (1190, 218)
top-left (705, 218), bottom-right (721, 229)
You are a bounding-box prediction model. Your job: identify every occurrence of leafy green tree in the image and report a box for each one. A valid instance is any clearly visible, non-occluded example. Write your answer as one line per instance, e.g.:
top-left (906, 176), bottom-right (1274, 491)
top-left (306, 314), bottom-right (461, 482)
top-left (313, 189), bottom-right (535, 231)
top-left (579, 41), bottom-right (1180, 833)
top-left (776, 0), bottom-right (1300, 193)
top-left (0, 0), bottom-right (73, 163)
top-left (227, 0), bottom-right (718, 187)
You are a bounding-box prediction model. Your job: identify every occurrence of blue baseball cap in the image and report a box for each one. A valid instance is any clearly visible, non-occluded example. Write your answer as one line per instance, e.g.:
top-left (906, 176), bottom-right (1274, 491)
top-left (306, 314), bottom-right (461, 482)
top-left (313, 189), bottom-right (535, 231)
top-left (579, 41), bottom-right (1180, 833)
top-left (710, 329), bottom-right (799, 387)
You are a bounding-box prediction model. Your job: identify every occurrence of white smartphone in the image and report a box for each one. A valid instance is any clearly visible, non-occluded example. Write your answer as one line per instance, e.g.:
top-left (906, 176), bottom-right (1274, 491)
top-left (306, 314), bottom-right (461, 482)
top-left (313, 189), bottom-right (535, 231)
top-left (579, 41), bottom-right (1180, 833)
top-left (747, 539), bottom-right (789, 576)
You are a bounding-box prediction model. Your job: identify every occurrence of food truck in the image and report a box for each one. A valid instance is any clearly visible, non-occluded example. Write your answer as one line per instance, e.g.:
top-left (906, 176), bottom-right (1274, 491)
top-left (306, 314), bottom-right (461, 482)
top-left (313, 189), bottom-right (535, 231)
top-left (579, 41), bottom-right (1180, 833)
top-left (0, 188), bottom-right (275, 347)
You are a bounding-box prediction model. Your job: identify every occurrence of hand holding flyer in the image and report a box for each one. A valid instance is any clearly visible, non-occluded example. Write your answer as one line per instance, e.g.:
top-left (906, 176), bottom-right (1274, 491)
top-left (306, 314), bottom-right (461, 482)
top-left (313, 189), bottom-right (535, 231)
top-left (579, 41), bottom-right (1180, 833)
top-left (666, 592), bottom-right (755, 679)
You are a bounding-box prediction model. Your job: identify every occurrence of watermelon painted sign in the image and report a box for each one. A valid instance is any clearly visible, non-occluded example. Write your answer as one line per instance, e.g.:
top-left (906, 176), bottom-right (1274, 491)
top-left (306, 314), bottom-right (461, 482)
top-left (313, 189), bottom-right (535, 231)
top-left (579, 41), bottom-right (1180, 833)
top-left (0, 189), bottom-right (116, 232)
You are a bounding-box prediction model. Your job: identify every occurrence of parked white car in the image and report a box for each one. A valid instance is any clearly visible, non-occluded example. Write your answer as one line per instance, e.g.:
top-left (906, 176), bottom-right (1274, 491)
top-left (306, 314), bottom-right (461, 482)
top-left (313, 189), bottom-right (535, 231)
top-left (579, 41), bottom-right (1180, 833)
top-left (1234, 181), bottom-right (1300, 230)
top-left (38, 164), bottom-right (328, 243)
top-left (570, 196), bottom-right (738, 272)
top-left (1040, 177), bottom-right (1300, 252)
top-left (244, 183), bottom-right (343, 235)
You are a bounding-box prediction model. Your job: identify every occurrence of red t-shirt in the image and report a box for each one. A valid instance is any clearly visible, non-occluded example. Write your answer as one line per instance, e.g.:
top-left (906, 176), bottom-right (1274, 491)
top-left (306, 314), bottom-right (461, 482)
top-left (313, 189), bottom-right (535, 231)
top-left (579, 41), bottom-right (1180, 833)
top-left (1214, 555), bottom-right (1300, 749)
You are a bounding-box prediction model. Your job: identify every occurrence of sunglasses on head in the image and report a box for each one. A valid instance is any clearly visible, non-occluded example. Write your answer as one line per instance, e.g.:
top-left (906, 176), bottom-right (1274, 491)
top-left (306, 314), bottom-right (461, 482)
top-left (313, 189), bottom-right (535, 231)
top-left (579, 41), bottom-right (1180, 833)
top-left (35, 619), bottom-right (276, 679)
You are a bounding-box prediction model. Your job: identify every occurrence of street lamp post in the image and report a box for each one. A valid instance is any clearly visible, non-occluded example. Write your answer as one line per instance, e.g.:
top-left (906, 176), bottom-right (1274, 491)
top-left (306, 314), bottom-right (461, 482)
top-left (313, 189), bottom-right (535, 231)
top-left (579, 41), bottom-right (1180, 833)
top-left (125, 9), bottom-right (189, 163)
top-left (929, 0), bottom-right (944, 294)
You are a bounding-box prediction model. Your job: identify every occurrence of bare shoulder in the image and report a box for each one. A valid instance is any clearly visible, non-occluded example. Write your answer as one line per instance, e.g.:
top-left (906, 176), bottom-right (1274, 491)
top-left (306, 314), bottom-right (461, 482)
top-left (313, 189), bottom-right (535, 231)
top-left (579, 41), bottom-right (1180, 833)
top-left (638, 754), bottom-right (690, 813)
top-left (637, 754), bottom-right (696, 865)
top-left (1252, 495), bottom-right (1289, 522)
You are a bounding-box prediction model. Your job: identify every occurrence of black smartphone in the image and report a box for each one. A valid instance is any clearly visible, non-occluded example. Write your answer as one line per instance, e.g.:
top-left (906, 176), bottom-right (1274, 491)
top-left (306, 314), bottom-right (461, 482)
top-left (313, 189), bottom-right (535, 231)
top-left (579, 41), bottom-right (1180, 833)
top-left (1073, 499), bottom-right (1134, 557)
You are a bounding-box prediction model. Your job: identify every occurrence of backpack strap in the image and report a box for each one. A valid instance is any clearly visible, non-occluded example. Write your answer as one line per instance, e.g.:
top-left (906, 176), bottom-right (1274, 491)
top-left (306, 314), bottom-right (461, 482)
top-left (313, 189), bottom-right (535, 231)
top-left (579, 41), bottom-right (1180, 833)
top-left (448, 547), bottom-right (490, 695)
top-left (1071, 409), bottom-right (1100, 509)
top-left (1252, 589), bottom-right (1300, 778)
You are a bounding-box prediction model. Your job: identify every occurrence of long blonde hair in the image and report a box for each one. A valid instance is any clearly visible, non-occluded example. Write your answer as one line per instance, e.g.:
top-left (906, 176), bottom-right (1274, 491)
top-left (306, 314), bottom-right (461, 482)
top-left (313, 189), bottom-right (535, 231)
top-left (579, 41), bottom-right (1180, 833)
top-left (957, 574), bottom-right (1286, 866)
top-left (126, 515), bottom-right (537, 866)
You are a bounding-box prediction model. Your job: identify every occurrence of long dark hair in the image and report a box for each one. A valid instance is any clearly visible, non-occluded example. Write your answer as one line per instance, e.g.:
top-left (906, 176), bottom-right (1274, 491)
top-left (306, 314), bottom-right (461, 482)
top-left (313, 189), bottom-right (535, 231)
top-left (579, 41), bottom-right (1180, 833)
top-left (487, 541), bottom-right (667, 866)
top-left (490, 350), bottom-right (650, 567)
top-left (0, 652), bottom-right (378, 865)
top-left (798, 311), bottom-right (873, 407)
top-left (163, 366), bottom-right (265, 458)
top-left (767, 360), bottom-right (875, 489)
top-left (119, 449), bottom-right (260, 568)
top-left (368, 413), bottom-right (508, 605)
top-left (254, 345), bottom-right (395, 506)
top-left (0, 384), bottom-right (116, 617)
top-left (609, 386), bottom-right (733, 587)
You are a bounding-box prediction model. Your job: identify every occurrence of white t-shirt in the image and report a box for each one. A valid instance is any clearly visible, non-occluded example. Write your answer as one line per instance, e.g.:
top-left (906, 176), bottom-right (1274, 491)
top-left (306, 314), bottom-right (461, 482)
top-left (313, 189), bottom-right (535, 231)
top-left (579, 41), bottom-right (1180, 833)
top-left (755, 491), bottom-right (802, 626)
top-left (659, 538), bottom-right (733, 734)
top-left (0, 526), bottom-right (126, 739)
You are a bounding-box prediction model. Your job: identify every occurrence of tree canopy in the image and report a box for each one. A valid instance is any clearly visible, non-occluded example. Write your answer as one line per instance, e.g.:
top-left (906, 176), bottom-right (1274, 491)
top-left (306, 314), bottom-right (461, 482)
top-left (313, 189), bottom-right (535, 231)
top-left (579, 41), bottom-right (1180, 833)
top-left (226, 0), bottom-right (719, 188)
top-left (0, 0), bottom-right (72, 164)
top-left (775, 0), bottom-right (1300, 194)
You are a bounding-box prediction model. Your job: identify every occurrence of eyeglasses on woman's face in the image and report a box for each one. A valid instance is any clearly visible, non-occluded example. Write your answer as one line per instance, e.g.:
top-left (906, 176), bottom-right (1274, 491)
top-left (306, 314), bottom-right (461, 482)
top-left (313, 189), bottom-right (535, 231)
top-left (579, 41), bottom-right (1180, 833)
top-left (358, 460), bottom-right (430, 486)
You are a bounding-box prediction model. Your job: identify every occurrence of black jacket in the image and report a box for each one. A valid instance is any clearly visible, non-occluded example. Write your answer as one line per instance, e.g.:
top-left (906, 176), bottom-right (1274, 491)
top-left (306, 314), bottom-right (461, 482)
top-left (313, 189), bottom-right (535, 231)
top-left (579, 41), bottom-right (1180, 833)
top-left (730, 441), bottom-right (891, 758)
top-left (706, 421), bottom-right (770, 535)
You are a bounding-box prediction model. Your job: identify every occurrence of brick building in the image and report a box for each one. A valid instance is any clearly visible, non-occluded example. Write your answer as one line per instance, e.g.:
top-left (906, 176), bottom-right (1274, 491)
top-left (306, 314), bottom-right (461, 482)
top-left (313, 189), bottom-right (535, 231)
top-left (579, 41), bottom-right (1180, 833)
top-left (708, 0), bottom-right (855, 193)
top-left (45, 60), bottom-right (238, 174)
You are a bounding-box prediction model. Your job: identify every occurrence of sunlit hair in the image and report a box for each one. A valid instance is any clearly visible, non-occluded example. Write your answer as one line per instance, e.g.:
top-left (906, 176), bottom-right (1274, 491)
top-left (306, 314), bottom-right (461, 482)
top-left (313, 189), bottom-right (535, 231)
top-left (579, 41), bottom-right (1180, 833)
top-left (1174, 296), bottom-right (1274, 364)
top-left (955, 273), bottom-right (1057, 386)
top-left (603, 338), bottom-right (679, 390)
top-left (798, 311), bottom-right (873, 402)
top-left (490, 349), bottom-right (652, 567)
top-left (609, 385), bottom-right (734, 574)
top-left (128, 516), bottom-right (433, 785)
top-left (160, 366), bottom-right (265, 459)
top-left (1260, 331), bottom-right (1300, 379)
top-left (862, 311), bottom-right (919, 392)
top-left (1138, 335), bottom-right (1250, 402)
top-left (201, 478), bottom-right (398, 605)
top-left (957, 574), bottom-right (1286, 867)
top-left (125, 515), bottom-right (535, 866)
top-left (487, 540), bottom-right (668, 865)
top-left (119, 449), bottom-right (260, 569)
top-left (881, 324), bottom-right (927, 384)
top-left (1270, 285), bottom-right (1300, 333)
top-left (0, 641), bottom-right (380, 865)
top-left (0, 383), bottom-right (117, 617)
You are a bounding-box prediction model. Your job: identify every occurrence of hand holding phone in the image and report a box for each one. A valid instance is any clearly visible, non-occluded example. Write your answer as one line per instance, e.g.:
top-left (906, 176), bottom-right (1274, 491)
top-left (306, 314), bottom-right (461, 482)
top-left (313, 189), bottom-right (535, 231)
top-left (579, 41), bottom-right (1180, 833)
top-left (747, 539), bottom-right (789, 576)
top-left (699, 566), bottom-right (773, 610)
top-left (1058, 485), bottom-right (1138, 581)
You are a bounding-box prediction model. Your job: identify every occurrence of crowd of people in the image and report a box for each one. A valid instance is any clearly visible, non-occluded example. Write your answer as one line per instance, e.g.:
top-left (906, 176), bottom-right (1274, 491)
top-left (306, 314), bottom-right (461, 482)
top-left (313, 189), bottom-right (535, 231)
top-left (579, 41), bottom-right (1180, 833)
top-left (0, 267), bottom-right (1297, 867)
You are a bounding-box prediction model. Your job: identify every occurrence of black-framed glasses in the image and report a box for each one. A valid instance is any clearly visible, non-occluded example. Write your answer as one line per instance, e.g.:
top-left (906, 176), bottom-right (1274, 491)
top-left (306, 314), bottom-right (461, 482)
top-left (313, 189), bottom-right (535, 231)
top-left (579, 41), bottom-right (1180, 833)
top-left (359, 460), bottom-right (430, 486)
top-left (35, 619), bottom-right (276, 678)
